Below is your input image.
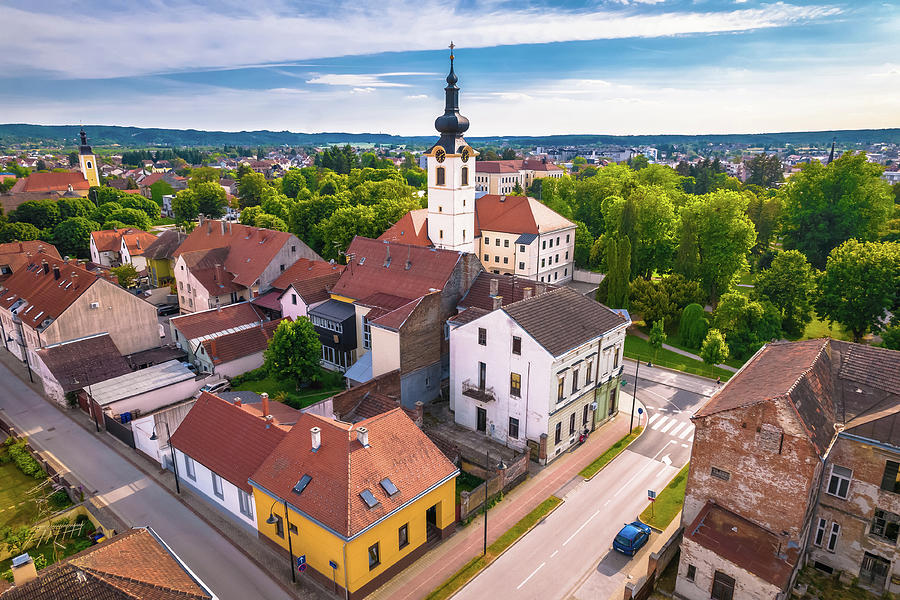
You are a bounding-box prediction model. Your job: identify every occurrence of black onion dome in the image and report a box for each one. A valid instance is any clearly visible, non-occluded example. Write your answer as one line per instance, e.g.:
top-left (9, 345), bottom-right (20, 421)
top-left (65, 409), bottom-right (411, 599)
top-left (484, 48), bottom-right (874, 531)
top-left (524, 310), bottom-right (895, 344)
top-left (432, 45), bottom-right (469, 153)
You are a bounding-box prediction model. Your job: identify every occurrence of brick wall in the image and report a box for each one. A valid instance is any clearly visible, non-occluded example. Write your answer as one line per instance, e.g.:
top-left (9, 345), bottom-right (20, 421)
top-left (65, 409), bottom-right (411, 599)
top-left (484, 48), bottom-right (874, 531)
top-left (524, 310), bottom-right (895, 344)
top-left (331, 370), bottom-right (401, 417)
top-left (399, 292), bottom-right (443, 375)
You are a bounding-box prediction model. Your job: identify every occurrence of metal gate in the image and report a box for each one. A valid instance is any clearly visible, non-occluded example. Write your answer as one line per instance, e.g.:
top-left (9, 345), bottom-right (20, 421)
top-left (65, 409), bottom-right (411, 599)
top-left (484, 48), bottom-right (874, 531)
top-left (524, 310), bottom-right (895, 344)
top-left (104, 414), bottom-right (135, 448)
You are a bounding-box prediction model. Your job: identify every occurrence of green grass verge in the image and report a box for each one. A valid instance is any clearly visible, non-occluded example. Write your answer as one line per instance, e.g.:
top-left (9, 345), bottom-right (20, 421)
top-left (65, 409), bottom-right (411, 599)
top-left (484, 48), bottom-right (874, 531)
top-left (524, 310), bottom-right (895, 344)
top-left (231, 375), bottom-right (343, 409)
top-left (425, 496), bottom-right (563, 600)
top-left (579, 427), bottom-right (643, 479)
top-left (625, 335), bottom-right (734, 381)
top-left (639, 463), bottom-right (689, 530)
top-left (636, 325), bottom-right (746, 371)
top-left (797, 316), bottom-right (851, 342)
top-left (152, 217), bottom-right (176, 226)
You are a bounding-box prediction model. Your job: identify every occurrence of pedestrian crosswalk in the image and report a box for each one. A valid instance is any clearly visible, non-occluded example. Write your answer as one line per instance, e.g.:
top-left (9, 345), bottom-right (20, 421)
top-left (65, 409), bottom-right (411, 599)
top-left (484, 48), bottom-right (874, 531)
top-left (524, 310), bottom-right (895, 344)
top-left (648, 412), bottom-right (694, 443)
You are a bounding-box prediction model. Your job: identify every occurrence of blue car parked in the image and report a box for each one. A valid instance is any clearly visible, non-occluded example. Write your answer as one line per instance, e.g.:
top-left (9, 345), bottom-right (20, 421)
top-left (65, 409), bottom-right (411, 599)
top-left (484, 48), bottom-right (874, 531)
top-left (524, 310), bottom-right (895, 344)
top-left (613, 520), bottom-right (652, 556)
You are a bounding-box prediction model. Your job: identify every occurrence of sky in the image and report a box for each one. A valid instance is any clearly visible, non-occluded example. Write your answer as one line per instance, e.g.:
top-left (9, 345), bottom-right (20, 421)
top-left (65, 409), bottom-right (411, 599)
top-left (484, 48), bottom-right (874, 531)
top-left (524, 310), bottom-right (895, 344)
top-left (0, 0), bottom-right (898, 137)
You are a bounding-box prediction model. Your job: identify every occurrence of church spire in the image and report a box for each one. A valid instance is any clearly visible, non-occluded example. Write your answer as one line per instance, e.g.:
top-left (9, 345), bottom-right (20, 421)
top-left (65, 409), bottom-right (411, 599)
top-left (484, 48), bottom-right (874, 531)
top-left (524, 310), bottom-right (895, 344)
top-left (827, 137), bottom-right (836, 164)
top-left (433, 42), bottom-right (469, 154)
top-left (79, 127), bottom-right (92, 156)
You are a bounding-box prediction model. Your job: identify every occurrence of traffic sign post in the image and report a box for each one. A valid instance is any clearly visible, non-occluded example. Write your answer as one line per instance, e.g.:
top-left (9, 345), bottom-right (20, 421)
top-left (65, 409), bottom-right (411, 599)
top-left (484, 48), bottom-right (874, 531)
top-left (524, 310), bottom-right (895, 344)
top-left (648, 490), bottom-right (656, 519)
top-left (297, 555), bottom-right (306, 573)
top-left (329, 560), bottom-right (338, 593)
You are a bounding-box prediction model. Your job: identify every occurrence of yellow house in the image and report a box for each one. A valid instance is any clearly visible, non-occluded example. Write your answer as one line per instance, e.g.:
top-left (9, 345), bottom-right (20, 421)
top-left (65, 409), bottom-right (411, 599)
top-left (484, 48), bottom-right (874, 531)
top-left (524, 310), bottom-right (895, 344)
top-left (249, 408), bottom-right (458, 599)
top-left (142, 229), bottom-right (186, 288)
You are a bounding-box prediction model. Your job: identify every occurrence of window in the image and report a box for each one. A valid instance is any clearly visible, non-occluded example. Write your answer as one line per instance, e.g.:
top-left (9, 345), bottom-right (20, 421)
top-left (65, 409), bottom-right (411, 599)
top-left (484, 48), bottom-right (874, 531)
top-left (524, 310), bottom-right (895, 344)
top-left (503, 257), bottom-right (508, 264)
top-left (280, 264), bottom-right (285, 272)
top-left (439, 229), bottom-right (444, 239)
top-left (586, 361), bottom-right (593, 384)
top-left (478, 328), bottom-right (487, 346)
top-left (569, 412), bottom-right (576, 435)
top-left (273, 513), bottom-right (284, 538)
top-left (814, 517), bottom-right (827, 546)
top-left (520, 245), bottom-right (525, 252)
top-left (826, 522), bottom-right (840, 552)
top-left (399, 524), bottom-right (409, 549)
top-left (461, 167), bottom-right (468, 186)
top-left (291, 293), bottom-right (297, 306)
top-left (484, 254), bottom-right (489, 261)
top-left (509, 417), bottom-right (519, 439)
top-left (686, 564), bottom-right (696, 582)
top-left (565, 251), bottom-right (569, 260)
top-left (583, 404), bottom-right (589, 425)
top-left (438, 206), bottom-right (442, 212)
top-left (187, 283), bottom-right (192, 292)
top-left (518, 262), bottom-right (525, 270)
top-left (542, 240), bottom-right (546, 250)
top-left (179, 281), bottom-right (183, 290)
top-left (555, 422), bottom-right (562, 444)
top-left (485, 237), bottom-right (490, 245)
top-left (238, 489), bottom-right (252, 517)
top-left (289, 523), bottom-right (298, 535)
top-left (184, 455), bottom-right (196, 480)
top-left (510, 372), bottom-right (521, 397)
top-left (189, 298), bottom-right (193, 307)
top-left (437, 167), bottom-right (445, 185)
top-left (557, 376), bottom-right (565, 402)
top-left (512, 336), bottom-right (522, 355)
top-left (870, 509), bottom-right (900, 543)
top-left (554, 272), bottom-right (558, 281)
top-left (495, 238), bottom-right (500, 247)
top-left (504, 239), bottom-right (509, 248)
top-left (212, 473), bottom-right (224, 499)
top-left (711, 467), bottom-right (730, 481)
top-left (564, 268), bottom-right (568, 276)
top-left (494, 256), bottom-right (499, 263)
top-left (541, 258), bottom-right (546, 268)
top-left (572, 368), bottom-right (579, 393)
top-left (613, 349), bottom-right (620, 369)
top-left (549, 238), bottom-right (553, 248)
top-left (827, 465), bottom-right (852, 499)
top-left (368, 542), bottom-right (380, 570)
top-left (363, 318), bottom-right (371, 350)
top-left (311, 315), bottom-right (343, 333)
top-left (556, 236), bottom-right (560, 245)
top-left (292, 245), bottom-right (296, 253)
top-left (881, 460), bottom-right (900, 493)
top-left (711, 571), bottom-right (735, 600)
top-left (566, 234), bottom-right (570, 243)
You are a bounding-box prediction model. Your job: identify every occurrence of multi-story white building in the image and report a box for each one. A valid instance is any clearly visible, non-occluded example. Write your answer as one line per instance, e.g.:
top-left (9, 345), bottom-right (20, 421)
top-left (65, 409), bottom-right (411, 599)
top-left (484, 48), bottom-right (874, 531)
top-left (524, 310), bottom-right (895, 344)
top-left (449, 286), bottom-right (629, 464)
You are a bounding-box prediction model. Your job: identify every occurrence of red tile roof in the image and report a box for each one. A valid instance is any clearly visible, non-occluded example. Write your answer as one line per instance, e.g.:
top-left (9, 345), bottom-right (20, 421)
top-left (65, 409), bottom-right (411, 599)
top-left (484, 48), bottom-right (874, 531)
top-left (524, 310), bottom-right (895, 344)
top-left (0, 255), bottom-right (99, 331)
top-left (9, 171), bottom-right (89, 193)
top-left (121, 230), bottom-right (158, 256)
top-left (475, 194), bottom-right (574, 235)
top-left (0, 241), bottom-right (60, 274)
top-left (201, 319), bottom-right (283, 365)
top-left (458, 272), bottom-right (556, 311)
top-left (181, 247), bottom-right (243, 294)
top-left (174, 220), bottom-right (310, 288)
top-left (370, 297), bottom-right (423, 330)
top-left (286, 272), bottom-right (343, 306)
top-left (250, 408), bottom-right (457, 538)
top-left (170, 392), bottom-right (290, 492)
top-left (475, 161), bottom-right (521, 174)
top-left (170, 301), bottom-right (267, 340)
top-left (330, 237), bottom-right (461, 303)
top-left (91, 228), bottom-right (154, 254)
top-left (271, 258), bottom-right (344, 290)
top-left (377, 209), bottom-right (431, 247)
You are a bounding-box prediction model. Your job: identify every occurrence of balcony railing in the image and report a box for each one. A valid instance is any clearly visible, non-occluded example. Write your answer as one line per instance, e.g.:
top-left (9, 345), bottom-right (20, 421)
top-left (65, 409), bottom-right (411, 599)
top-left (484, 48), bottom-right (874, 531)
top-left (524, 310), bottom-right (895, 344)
top-left (462, 379), bottom-right (496, 403)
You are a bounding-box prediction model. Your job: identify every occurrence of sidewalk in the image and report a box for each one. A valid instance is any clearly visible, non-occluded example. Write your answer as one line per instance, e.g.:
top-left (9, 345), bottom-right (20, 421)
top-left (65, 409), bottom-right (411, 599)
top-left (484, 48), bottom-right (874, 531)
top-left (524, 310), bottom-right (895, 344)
top-left (629, 329), bottom-right (738, 373)
top-left (603, 512), bottom-right (683, 600)
top-left (368, 412), bottom-right (632, 600)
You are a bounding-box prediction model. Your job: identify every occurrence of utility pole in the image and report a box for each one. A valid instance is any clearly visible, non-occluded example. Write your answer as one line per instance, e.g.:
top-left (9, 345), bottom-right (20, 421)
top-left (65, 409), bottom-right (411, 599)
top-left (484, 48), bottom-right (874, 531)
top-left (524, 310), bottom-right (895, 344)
top-left (630, 358), bottom-right (640, 433)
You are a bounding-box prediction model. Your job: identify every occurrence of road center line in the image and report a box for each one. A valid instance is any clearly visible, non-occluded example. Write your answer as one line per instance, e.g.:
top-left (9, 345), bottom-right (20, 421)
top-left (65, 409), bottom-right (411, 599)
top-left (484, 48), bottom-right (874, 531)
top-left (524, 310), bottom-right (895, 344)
top-left (517, 562), bottom-right (546, 590)
top-left (563, 509), bottom-right (600, 546)
top-left (551, 549), bottom-right (559, 558)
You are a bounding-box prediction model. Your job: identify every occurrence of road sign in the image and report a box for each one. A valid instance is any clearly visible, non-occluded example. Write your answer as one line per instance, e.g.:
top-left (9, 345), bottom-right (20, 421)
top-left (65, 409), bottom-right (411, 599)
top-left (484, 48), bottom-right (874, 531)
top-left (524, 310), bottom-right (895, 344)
top-left (297, 555), bottom-right (306, 572)
top-left (637, 407), bottom-right (643, 414)
top-left (329, 560), bottom-right (338, 570)
top-left (648, 489), bottom-right (657, 501)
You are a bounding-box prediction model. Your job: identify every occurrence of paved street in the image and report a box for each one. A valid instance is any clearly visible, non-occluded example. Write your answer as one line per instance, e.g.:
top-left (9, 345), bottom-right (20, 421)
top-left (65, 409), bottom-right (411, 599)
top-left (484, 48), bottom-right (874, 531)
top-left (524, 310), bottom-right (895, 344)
top-left (0, 360), bottom-right (296, 600)
top-left (455, 361), bottom-right (710, 600)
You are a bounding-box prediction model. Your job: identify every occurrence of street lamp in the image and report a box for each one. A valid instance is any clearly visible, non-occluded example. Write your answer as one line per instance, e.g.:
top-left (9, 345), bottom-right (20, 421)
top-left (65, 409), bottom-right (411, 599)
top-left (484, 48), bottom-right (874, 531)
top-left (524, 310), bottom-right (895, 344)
top-left (150, 421), bottom-right (180, 494)
top-left (266, 499), bottom-right (296, 583)
top-left (629, 358), bottom-right (641, 433)
top-left (483, 450), bottom-right (508, 556)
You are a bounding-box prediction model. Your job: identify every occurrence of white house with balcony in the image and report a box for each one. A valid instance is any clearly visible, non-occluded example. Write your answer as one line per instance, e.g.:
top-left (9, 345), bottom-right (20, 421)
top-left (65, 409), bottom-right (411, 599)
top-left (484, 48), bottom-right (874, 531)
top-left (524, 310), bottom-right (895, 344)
top-left (449, 286), bottom-right (629, 464)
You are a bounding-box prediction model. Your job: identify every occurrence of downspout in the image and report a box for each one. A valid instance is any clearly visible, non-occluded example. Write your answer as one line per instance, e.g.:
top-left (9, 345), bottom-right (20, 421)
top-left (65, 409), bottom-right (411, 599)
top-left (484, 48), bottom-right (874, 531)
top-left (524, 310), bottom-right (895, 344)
top-left (342, 540), bottom-right (350, 600)
top-left (523, 361), bottom-right (531, 443)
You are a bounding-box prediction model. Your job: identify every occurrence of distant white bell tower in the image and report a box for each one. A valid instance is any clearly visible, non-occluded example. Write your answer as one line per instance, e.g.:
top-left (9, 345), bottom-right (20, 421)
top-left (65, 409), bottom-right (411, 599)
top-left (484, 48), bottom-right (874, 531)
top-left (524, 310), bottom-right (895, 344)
top-left (427, 43), bottom-right (476, 254)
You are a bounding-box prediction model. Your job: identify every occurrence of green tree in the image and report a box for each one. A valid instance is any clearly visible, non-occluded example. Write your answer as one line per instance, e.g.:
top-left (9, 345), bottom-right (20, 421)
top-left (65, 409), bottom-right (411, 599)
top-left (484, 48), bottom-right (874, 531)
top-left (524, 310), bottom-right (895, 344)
top-left (120, 195), bottom-right (161, 220)
top-left (263, 318), bottom-right (322, 388)
top-left (317, 205), bottom-right (378, 260)
top-left (746, 154), bottom-right (783, 188)
top-left (58, 197), bottom-right (95, 220)
top-left (91, 202), bottom-right (123, 224)
top-left (700, 329), bottom-right (729, 369)
top-left (189, 166), bottom-right (219, 185)
top-left (606, 236), bottom-right (632, 309)
top-left (816, 239), bottom-right (900, 342)
top-left (110, 263), bottom-right (139, 288)
top-left (282, 168), bottom-right (307, 199)
top-left (628, 154), bottom-right (650, 171)
top-left (52, 217), bottom-right (99, 257)
top-left (501, 147), bottom-right (518, 160)
top-left (511, 181), bottom-right (524, 196)
top-left (239, 206), bottom-right (263, 226)
top-left (254, 213), bottom-right (288, 231)
top-left (679, 303), bottom-right (709, 349)
top-left (237, 172), bottom-right (270, 208)
top-left (10, 200), bottom-right (61, 230)
top-left (753, 250), bottom-right (817, 336)
top-left (573, 221), bottom-right (594, 268)
top-left (172, 190), bottom-right (200, 224)
top-left (780, 152), bottom-right (893, 268)
top-left (745, 192), bottom-right (781, 253)
top-left (107, 208), bottom-right (151, 230)
top-left (67, 151), bottom-right (78, 166)
top-left (629, 278), bottom-right (674, 328)
top-left (648, 318), bottom-right (667, 363)
top-left (0, 222), bottom-right (42, 243)
top-left (714, 291), bottom-right (781, 359)
top-left (881, 321), bottom-right (900, 351)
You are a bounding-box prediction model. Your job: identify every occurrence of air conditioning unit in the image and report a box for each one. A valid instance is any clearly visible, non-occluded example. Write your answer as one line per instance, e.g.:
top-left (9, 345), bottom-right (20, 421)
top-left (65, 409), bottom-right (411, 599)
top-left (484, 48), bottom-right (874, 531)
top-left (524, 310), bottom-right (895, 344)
top-left (89, 301), bottom-right (100, 309)
top-left (590, 402), bottom-right (598, 410)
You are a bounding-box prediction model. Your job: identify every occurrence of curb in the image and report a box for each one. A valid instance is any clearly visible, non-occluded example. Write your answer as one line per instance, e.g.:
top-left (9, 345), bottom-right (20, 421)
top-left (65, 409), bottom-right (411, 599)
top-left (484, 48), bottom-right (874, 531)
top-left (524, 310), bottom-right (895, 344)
top-left (582, 403), bottom-right (647, 482)
top-left (443, 496), bottom-right (566, 600)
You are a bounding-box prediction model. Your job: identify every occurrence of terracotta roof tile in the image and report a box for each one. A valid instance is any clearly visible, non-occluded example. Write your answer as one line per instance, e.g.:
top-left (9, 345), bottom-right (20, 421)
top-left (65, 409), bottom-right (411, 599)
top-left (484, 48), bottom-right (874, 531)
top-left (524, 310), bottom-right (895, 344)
top-left (170, 393), bottom-right (291, 492)
top-left (180, 247), bottom-right (243, 294)
top-left (286, 272), bottom-right (343, 306)
top-left (121, 230), bottom-right (158, 256)
top-left (250, 409), bottom-right (457, 538)
top-left (170, 301), bottom-right (267, 340)
top-left (370, 297), bottom-right (423, 330)
top-left (0, 241), bottom-right (60, 274)
top-left (271, 258), bottom-right (344, 290)
top-left (448, 306), bottom-right (489, 324)
top-left (35, 334), bottom-right (131, 393)
top-left (458, 272), bottom-right (556, 311)
top-left (10, 172), bottom-right (89, 193)
top-left (201, 318), bottom-right (283, 365)
top-left (142, 229), bottom-right (187, 261)
top-left (475, 195), bottom-right (575, 235)
top-left (377, 209), bottom-right (431, 246)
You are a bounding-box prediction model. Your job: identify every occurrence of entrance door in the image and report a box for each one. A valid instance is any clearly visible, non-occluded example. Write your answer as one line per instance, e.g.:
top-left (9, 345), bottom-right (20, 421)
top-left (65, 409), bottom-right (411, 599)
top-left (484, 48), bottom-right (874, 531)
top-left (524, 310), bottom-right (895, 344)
top-left (860, 552), bottom-right (890, 590)
top-left (476, 407), bottom-right (487, 432)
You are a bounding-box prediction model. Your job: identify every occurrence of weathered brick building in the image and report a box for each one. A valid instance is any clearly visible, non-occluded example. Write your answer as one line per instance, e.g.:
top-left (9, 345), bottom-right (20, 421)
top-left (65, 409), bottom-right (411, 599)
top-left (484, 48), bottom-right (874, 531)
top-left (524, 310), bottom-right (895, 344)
top-left (675, 339), bottom-right (900, 599)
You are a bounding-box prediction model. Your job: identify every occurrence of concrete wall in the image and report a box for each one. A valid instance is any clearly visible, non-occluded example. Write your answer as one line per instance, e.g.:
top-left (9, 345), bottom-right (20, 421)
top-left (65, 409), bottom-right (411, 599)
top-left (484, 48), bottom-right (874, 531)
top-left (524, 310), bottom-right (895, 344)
top-left (675, 537), bottom-right (781, 600)
top-left (371, 327), bottom-right (400, 378)
top-left (44, 277), bottom-right (159, 355)
top-left (574, 268), bottom-right (603, 284)
top-left (279, 287), bottom-right (314, 320)
top-left (174, 448), bottom-right (257, 532)
top-left (29, 351), bottom-right (66, 406)
top-left (400, 363), bottom-right (443, 409)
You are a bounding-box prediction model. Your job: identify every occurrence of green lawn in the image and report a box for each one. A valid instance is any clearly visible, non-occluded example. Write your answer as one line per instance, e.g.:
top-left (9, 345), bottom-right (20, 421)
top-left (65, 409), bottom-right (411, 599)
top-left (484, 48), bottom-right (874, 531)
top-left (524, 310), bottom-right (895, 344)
top-left (0, 525), bottom-right (96, 581)
top-left (639, 463), bottom-right (689, 530)
top-left (152, 217), bottom-right (176, 226)
top-left (796, 316), bottom-right (851, 342)
top-left (425, 496), bottom-right (563, 600)
top-left (625, 335), bottom-right (734, 381)
top-left (0, 461), bottom-right (41, 529)
top-left (637, 325), bottom-right (746, 371)
top-left (580, 428), bottom-right (643, 479)
top-left (231, 374), bottom-right (343, 409)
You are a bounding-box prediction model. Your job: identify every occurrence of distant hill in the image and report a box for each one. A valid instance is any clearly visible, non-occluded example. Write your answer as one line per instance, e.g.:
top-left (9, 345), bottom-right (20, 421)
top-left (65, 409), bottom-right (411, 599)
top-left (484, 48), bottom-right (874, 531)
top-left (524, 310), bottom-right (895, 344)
top-left (1, 123), bottom-right (898, 149)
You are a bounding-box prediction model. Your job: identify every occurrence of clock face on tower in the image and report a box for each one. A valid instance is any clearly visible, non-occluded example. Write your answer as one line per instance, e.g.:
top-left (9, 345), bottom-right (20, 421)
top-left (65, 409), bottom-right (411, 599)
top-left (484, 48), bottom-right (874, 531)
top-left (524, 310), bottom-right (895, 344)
top-left (435, 148), bottom-right (446, 163)
top-left (461, 147), bottom-right (470, 163)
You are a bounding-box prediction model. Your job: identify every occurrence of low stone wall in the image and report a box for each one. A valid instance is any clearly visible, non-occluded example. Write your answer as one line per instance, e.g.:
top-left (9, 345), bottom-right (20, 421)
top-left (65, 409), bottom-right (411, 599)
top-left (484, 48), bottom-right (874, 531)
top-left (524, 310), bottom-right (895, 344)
top-left (574, 269), bottom-right (603, 284)
top-left (458, 452), bottom-right (529, 521)
top-left (624, 526), bottom-right (684, 600)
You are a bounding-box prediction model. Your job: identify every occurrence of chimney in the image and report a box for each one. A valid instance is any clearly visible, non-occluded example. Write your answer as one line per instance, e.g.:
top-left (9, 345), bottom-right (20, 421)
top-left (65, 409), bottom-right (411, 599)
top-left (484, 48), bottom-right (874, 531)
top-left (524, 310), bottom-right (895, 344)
top-left (523, 287), bottom-right (533, 299)
top-left (265, 415), bottom-right (274, 428)
top-left (136, 238), bottom-right (141, 249)
top-left (261, 392), bottom-right (270, 419)
top-left (214, 264), bottom-right (222, 282)
top-left (11, 553), bottom-right (37, 586)
top-left (53, 265), bottom-right (60, 280)
top-left (42, 260), bottom-right (49, 274)
top-left (492, 295), bottom-right (502, 310)
top-left (384, 244), bottom-right (391, 267)
top-left (207, 220), bottom-right (212, 234)
top-left (233, 396), bottom-right (242, 407)
top-left (198, 214), bottom-right (205, 226)
top-left (489, 278), bottom-right (499, 297)
top-left (18, 242), bottom-right (23, 252)
top-left (357, 426), bottom-right (369, 447)
top-left (536, 283), bottom-right (546, 295)
top-left (311, 426), bottom-right (321, 451)
top-left (221, 220), bottom-right (226, 235)
top-left (500, 196), bottom-right (506, 203)
top-left (414, 401), bottom-right (424, 428)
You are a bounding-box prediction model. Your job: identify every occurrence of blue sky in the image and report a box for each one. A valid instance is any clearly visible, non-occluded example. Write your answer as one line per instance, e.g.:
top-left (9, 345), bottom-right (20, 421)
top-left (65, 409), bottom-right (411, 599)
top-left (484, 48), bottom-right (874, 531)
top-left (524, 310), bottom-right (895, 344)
top-left (0, 0), bottom-right (897, 136)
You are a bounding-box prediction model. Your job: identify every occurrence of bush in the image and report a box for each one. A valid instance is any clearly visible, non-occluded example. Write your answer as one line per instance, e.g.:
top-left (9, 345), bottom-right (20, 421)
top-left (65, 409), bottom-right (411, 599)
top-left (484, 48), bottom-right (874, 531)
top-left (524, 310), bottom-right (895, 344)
top-left (230, 366), bottom-right (267, 387)
top-left (1, 569), bottom-right (11, 583)
top-left (49, 490), bottom-right (71, 510)
top-left (680, 303), bottom-right (709, 349)
top-left (6, 439), bottom-right (46, 479)
top-left (33, 554), bottom-right (47, 570)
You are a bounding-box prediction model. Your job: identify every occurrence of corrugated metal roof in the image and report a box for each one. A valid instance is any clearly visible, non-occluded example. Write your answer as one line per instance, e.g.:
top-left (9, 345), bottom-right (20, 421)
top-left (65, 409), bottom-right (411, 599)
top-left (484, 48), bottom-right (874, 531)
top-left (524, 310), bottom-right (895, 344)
top-left (89, 360), bottom-right (195, 406)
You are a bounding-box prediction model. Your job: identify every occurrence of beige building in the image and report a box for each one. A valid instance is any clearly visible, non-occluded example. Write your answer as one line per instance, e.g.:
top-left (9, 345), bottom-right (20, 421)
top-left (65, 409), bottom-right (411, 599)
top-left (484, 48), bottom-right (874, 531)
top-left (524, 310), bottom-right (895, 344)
top-left (0, 254), bottom-right (159, 373)
top-left (473, 158), bottom-right (564, 195)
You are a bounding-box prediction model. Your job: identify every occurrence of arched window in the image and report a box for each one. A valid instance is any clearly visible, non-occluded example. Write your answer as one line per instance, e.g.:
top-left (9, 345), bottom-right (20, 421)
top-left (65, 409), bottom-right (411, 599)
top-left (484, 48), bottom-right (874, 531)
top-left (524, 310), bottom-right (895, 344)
top-left (437, 167), bottom-right (445, 185)
top-left (87, 161), bottom-right (92, 169)
top-left (461, 167), bottom-right (468, 186)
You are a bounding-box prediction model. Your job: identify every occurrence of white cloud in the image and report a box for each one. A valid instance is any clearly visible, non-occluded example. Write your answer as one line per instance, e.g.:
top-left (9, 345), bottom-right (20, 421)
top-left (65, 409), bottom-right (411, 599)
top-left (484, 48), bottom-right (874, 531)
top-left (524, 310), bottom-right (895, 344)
top-left (405, 94), bottom-right (429, 100)
top-left (0, 1), bottom-right (842, 79)
top-left (307, 74), bottom-right (409, 87)
top-left (350, 87), bottom-right (376, 94)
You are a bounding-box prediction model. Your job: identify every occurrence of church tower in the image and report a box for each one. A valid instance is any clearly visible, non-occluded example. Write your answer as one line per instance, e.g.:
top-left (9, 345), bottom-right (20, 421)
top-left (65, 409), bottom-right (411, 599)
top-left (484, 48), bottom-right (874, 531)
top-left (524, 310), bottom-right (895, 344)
top-left (426, 43), bottom-right (476, 253)
top-left (77, 128), bottom-right (100, 188)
